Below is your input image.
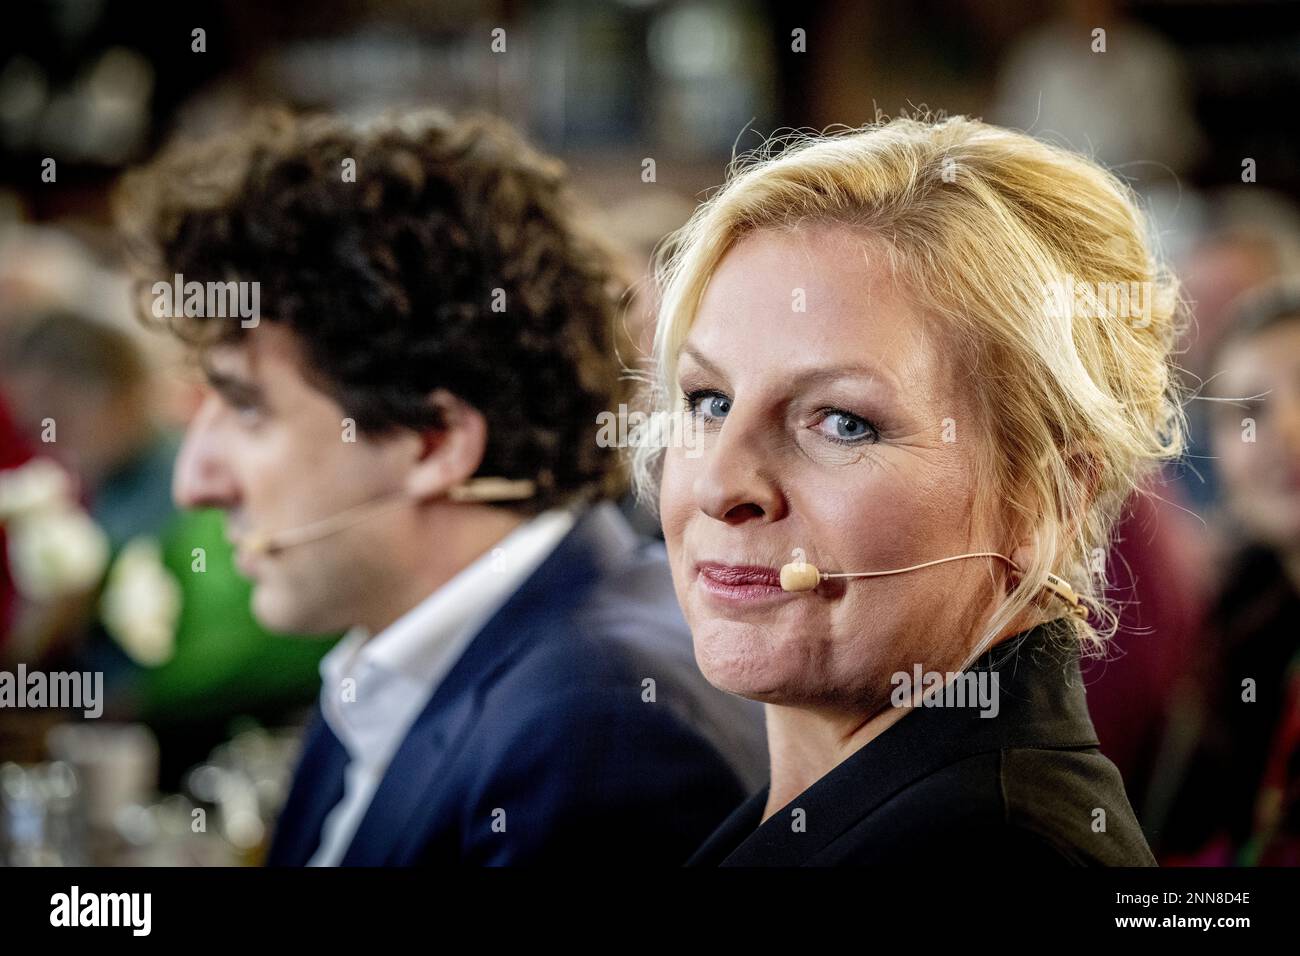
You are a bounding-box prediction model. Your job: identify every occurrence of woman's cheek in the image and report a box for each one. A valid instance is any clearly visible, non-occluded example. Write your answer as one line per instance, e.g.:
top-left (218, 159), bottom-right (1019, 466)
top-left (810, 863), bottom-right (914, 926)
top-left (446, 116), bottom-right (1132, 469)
top-left (657, 449), bottom-right (693, 554)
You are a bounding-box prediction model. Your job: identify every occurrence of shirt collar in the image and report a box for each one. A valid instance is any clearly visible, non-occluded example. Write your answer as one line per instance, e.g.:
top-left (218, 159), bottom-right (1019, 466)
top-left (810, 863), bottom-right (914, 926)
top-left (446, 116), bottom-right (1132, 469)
top-left (318, 506), bottom-right (579, 763)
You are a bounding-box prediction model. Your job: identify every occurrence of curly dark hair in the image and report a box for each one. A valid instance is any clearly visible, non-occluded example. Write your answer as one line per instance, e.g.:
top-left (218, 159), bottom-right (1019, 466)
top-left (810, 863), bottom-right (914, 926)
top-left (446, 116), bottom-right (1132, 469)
top-left (118, 109), bottom-right (628, 513)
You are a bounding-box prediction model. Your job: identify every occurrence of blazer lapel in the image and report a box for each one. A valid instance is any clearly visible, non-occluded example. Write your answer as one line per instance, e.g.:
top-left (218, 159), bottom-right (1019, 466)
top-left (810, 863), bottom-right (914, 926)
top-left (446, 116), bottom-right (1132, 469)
top-left (339, 503), bottom-right (634, 865)
top-left (686, 786), bottom-right (769, 865)
top-left (265, 707), bottom-right (349, 866)
top-left (339, 690), bottom-right (480, 865)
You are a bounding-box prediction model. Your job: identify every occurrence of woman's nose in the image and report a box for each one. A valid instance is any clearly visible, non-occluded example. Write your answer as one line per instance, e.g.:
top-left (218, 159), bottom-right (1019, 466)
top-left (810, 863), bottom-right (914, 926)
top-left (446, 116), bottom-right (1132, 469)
top-left (693, 410), bottom-right (786, 524)
top-left (172, 395), bottom-right (239, 510)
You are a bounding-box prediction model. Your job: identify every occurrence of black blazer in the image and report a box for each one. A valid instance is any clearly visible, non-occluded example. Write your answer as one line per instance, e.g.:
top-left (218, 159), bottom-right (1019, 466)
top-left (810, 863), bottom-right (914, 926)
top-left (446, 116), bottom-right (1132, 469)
top-left (688, 619), bottom-right (1156, 866)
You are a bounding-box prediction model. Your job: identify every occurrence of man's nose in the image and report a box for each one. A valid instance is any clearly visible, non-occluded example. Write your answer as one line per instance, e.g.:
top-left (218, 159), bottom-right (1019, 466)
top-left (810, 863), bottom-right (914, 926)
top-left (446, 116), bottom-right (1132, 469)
top-left (173, 395), bottom-right (239, 510)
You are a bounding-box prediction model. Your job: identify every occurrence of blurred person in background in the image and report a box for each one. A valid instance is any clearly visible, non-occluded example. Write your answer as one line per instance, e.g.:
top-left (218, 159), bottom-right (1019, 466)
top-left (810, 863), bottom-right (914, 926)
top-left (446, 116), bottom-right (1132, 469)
top-left (0, 307), bottom-right (162, 692)
top-left (1156, 281), bottom-right (1300, 864)
top-left (0, 305), bottom-right (335, 790)
top-left (0, 395), bottom-right (36, 646)
top-left (1175, 190), bottom-right (1300, 513)
top-left (1, 308), bottom-right (172, 548)
top-left (119, 108), bottom-right (765, 866)
top-left (991, 0), bottom-right (1203, 178)
top-left (1096, 196), bottom-right (1300, 843)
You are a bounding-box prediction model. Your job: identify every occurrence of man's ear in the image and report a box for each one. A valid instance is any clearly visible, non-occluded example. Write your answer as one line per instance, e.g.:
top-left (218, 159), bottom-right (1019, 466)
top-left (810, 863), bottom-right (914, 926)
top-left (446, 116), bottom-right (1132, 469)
top-left (403, 389), bottom-right (488, 503)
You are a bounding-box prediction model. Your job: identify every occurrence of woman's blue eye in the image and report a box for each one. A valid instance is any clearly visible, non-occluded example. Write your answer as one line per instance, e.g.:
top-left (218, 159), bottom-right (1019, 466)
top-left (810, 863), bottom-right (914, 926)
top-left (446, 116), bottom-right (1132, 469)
top-left (682, 389), bottom-right (878, 446)
top-left (816, 410), bottom-right (877, 444)
top-left (684, 390), bottom-right (731, 420)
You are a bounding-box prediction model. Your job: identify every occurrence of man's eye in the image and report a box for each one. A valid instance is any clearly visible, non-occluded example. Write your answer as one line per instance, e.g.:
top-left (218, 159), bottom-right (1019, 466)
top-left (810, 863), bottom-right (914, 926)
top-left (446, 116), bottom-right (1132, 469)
top-left (683, 389), bottom-right (732, 420)
top-left (814, 410), bottom-right (878, 445)
top-left (224, 398), bottom-right (264, 425)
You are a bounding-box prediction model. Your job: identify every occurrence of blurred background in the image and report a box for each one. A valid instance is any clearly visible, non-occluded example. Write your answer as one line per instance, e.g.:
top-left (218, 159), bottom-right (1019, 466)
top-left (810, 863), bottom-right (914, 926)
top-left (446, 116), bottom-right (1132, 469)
top-left (1, 0), bottom-right (1299, 865)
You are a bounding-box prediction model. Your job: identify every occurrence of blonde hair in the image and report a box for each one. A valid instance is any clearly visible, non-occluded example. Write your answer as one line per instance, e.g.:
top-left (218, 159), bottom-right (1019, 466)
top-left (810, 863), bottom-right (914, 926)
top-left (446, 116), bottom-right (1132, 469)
top-left (630, 115), bottom-right (1187, 659)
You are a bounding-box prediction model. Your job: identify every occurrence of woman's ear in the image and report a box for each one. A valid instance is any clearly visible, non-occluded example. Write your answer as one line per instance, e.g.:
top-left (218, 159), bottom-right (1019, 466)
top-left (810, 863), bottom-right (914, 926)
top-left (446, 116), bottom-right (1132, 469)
top-left (1008, 542), bottom-right (1036, 578)
top-left (403, 389), bottom-right (488, 502)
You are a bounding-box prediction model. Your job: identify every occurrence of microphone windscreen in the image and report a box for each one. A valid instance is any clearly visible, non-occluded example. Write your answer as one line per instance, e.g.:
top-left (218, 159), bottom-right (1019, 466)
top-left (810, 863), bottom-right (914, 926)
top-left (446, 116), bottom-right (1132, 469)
top-left (780, 562), bottom-right (821, 592)
top-left (243, 532), bottom-right (273, 555)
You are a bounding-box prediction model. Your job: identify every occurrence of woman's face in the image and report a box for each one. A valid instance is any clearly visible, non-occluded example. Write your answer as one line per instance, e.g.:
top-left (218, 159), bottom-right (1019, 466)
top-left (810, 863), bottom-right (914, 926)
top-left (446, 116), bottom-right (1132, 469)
top-left (1208, 319), bottom-right (1300, 552)
top-left (659, 224), bottom-right (1009, 711)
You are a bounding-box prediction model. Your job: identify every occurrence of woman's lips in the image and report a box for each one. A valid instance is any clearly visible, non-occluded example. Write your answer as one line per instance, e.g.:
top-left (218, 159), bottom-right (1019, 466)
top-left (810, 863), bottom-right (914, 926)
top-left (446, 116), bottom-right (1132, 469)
top-left (695, 561), bottom-right (794, 606)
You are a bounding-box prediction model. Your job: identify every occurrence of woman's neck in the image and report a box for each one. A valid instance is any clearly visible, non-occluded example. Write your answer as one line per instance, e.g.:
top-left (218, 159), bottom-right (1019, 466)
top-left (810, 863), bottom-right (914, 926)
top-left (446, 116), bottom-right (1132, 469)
top-left (759, 616), bottom-right (1045, 824)
top-left (760, 700), bottom-right (907, 824)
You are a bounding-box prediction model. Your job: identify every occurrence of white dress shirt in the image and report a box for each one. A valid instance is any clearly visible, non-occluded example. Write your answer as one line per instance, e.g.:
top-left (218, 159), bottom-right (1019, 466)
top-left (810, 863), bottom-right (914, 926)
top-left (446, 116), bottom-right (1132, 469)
top-left (307, 507), bottom-right (578, 866)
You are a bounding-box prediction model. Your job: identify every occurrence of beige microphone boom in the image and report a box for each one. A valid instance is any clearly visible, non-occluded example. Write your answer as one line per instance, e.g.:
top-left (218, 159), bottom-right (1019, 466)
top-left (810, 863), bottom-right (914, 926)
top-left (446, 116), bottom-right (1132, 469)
top-left (778, 551), bottom-right (1086, 618)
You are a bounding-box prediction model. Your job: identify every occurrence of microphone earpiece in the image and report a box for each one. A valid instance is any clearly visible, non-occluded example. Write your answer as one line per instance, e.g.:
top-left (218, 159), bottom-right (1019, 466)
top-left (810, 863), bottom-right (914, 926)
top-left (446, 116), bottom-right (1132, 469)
top-left (778, 552), bottom-right (1087, 618)
top-left (446, 477), bottom-right (536, 503)
top-left (1040, 572), bottom-right (1088, 619)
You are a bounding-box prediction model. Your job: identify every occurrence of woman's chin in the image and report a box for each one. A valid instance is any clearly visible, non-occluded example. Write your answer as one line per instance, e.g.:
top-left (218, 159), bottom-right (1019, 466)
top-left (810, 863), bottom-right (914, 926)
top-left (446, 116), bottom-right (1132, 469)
top-left (691, 623), bottom-right (808, 701)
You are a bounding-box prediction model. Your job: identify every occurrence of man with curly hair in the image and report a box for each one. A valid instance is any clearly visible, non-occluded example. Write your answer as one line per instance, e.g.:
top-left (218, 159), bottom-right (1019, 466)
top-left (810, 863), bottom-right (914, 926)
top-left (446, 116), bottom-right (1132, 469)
top-left (118, 110), bottom-right (765, 866)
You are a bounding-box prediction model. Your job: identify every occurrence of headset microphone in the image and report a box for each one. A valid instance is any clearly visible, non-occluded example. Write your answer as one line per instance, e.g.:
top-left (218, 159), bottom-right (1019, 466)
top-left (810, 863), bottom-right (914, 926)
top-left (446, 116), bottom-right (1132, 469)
top-left (778, 551), bottom-right (1087, 619)
top-left (241, 476), bottom-right (536, 556)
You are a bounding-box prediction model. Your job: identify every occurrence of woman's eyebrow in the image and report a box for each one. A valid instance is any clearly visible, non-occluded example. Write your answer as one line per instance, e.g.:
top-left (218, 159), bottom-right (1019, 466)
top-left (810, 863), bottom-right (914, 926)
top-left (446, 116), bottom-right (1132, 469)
top-left (796, 363), bottom-right (899, 395)
top-left (678, 344), bottom-right (727, 381)
top-left (679, 343), bottom-right (898, 395)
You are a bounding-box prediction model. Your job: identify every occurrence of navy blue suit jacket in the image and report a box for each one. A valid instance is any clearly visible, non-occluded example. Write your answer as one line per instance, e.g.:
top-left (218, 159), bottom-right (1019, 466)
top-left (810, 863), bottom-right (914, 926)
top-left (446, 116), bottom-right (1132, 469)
top-left (266, 502), bottom-right (766, 865)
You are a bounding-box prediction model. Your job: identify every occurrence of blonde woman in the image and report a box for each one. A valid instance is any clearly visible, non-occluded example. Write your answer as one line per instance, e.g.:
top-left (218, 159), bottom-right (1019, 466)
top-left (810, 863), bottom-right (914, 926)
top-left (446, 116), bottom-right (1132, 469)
top-left (632, 116), bottom-right (1185, 866)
